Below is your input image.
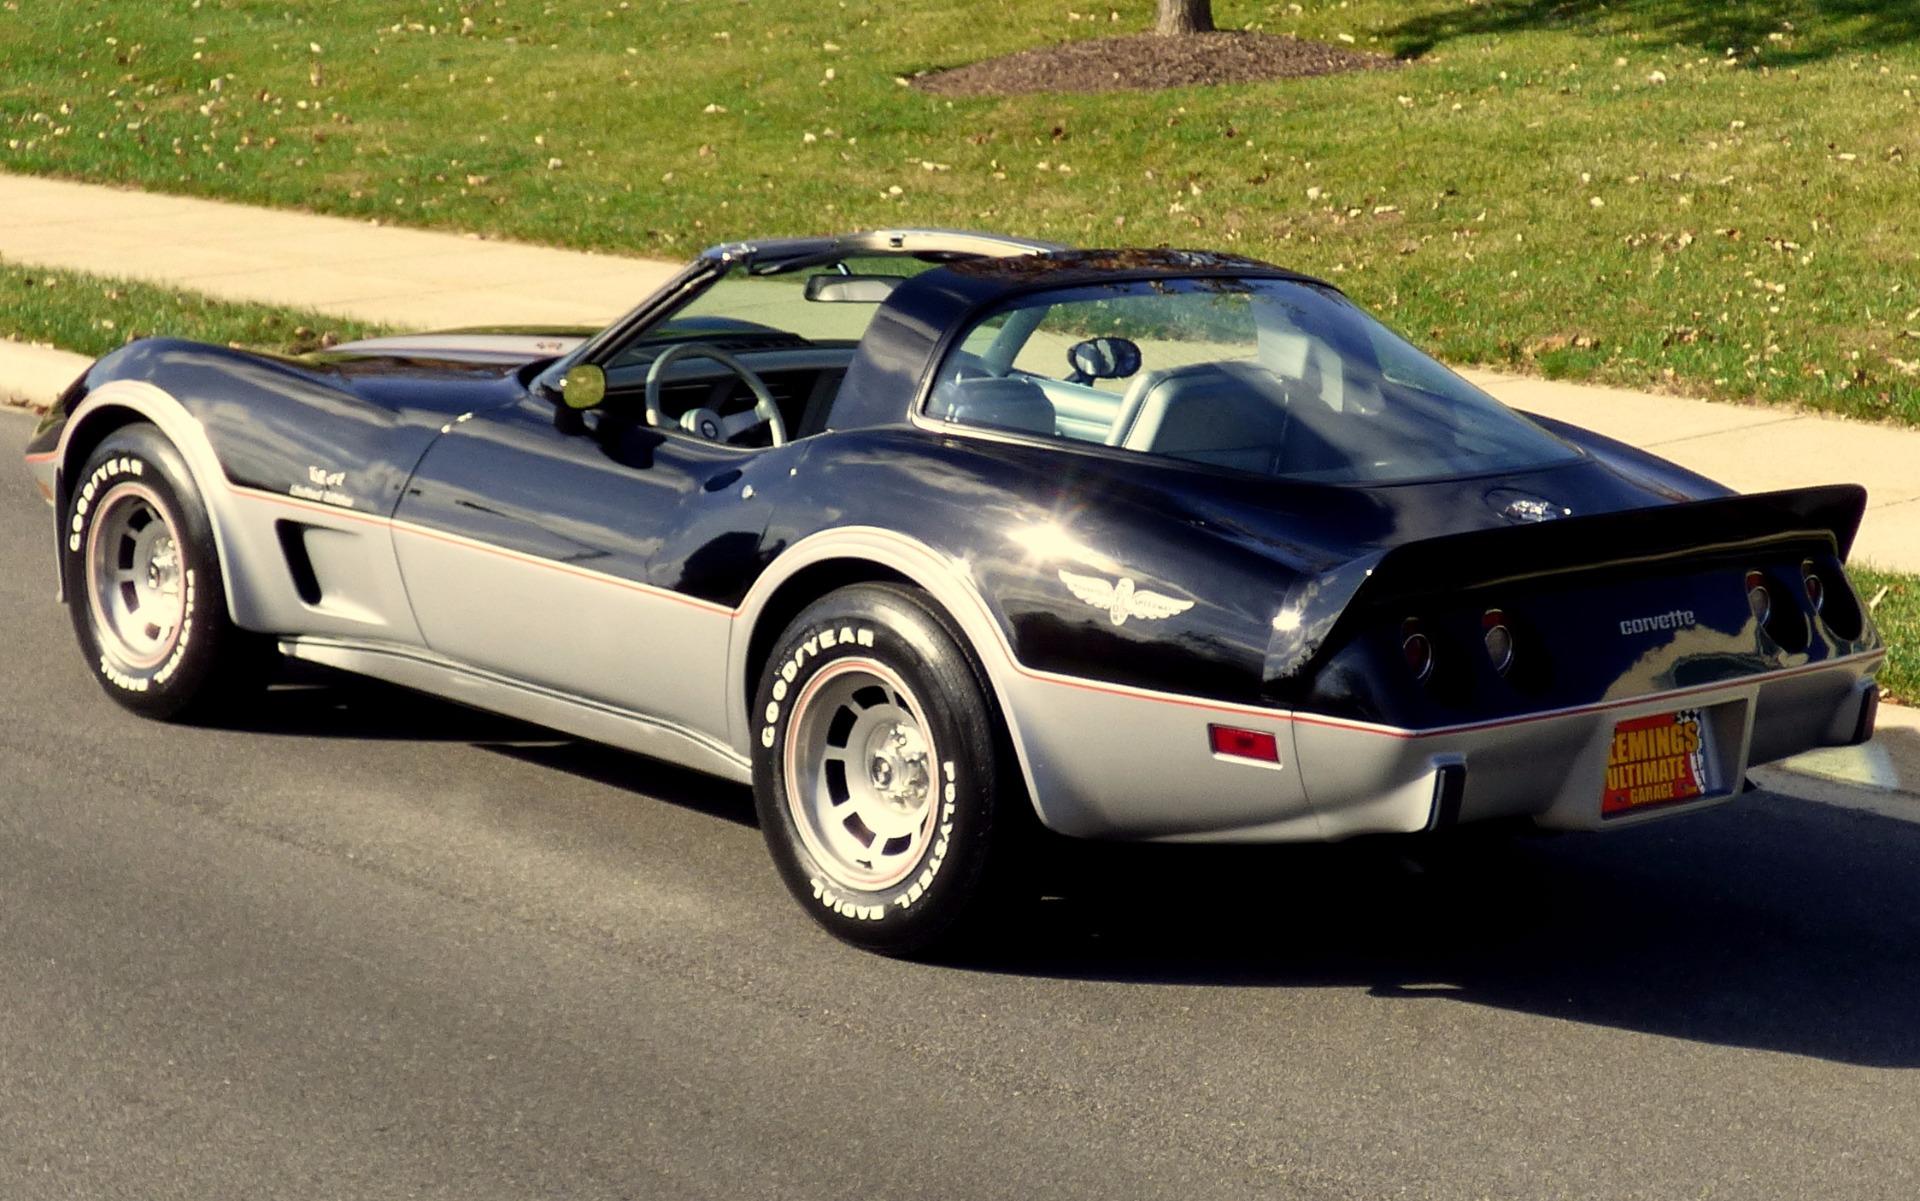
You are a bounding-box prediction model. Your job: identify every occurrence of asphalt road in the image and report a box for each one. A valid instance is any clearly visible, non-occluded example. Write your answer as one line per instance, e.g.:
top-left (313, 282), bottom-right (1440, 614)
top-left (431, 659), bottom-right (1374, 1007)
top-left (5, 407), bottom-right (1920, 1200)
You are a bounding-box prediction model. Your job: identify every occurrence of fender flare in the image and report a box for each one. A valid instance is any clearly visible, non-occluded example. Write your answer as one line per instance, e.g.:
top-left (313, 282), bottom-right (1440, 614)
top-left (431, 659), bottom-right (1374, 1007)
top-left (49, 380), bottom-right (248, 623)
top-left (729, 526), bottom-right (1054, 827)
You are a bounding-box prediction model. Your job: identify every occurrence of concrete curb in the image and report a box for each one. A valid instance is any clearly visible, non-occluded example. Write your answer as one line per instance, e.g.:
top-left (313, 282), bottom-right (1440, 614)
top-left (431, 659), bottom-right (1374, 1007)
top-left (0, 339), bottom-right (88, 412)
top-left (1775, 698), bottom-right (1920, 800)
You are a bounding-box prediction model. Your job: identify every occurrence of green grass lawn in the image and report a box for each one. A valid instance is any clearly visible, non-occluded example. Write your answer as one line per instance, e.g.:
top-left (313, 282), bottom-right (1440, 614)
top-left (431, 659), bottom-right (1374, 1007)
top-left (2, 1), bottom-right (1918, 423)
top-left (0, 261), bottom-right (383, 360)
top-left (1855, 564), bottom-right (1920, 704)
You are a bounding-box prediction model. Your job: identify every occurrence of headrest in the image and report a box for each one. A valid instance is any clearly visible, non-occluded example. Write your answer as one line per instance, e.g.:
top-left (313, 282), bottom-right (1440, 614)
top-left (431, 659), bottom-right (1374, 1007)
top-left (937, 376), bottom-right (1056, 437)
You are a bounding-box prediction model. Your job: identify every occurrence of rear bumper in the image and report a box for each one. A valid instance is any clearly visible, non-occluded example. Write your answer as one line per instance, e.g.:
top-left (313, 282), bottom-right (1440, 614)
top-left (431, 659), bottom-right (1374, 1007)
top-left (998, 651), bottom-right (1882, 843)
top-left (1291, 652), bottom-right (1884, 838)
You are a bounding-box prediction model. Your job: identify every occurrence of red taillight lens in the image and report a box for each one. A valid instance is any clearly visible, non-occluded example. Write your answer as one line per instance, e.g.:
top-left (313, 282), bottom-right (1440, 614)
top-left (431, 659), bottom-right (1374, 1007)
top-left (1482, 609), bottom-right (1514, 675)
top-left (1401, 623), bottom-right (1434, 682)
top-left (1208, 724), bottom-right (1280, 763)
top-left (1745, 571), bottom-right (1772, 625)
top-left (1802, 562), bottom-right (1825, 613)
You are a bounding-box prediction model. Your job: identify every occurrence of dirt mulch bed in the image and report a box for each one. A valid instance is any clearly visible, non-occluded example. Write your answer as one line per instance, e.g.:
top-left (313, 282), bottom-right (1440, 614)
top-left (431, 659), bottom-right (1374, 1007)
top-left (912, 30), bottom-right (1397, 98)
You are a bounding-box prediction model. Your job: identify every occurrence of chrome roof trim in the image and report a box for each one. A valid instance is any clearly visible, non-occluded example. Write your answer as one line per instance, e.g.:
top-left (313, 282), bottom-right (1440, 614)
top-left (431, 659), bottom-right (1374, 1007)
top-left (699, 229), bottom-right (1064, 273)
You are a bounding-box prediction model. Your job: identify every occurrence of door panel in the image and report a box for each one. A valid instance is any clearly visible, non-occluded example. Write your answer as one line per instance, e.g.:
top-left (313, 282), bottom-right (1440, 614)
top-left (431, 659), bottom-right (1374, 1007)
top-left (391, 394), bottom-right (785, 738)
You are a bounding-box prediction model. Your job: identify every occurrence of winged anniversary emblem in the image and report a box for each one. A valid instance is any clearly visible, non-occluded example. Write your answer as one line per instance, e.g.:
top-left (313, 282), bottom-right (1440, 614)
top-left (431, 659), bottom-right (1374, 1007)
top-left (1057, 570), bottom-right (1196, 627)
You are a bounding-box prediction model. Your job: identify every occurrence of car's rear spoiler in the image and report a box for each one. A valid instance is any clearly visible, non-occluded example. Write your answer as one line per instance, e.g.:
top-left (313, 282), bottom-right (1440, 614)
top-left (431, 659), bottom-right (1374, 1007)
top-left (1265, 484), bottom-right (1868, 682)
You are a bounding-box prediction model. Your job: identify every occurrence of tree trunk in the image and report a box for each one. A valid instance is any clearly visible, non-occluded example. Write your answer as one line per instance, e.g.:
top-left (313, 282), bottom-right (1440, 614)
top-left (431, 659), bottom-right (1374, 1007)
top-left (1155, 0), bottom-right (1214, 36)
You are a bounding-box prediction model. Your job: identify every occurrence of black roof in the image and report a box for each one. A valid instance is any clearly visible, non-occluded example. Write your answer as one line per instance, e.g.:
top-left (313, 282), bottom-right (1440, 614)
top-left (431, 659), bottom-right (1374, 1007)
top-left (940, 246), bottom-right (1332, 292)
top-left (825, 246), bottom-right (1341, 431)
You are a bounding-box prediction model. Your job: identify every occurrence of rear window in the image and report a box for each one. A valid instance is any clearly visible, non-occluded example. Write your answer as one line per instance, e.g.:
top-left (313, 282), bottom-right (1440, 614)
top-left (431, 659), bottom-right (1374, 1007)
top-left (925, 277), bottom-right (1578, 484)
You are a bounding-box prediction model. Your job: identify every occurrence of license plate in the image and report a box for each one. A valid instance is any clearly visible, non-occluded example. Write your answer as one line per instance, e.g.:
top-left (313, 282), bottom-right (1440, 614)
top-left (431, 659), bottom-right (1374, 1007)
top-left (1602, 709), bottom-right (1713, 818)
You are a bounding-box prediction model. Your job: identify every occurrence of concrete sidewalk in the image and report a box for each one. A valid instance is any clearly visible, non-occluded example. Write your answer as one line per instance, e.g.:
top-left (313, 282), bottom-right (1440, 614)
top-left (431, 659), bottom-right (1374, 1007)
top-left (1, 171), bottom-right (1917, 572)
top-left (0, 173), bottom-right (676, 329)
top-left (1457, 372), bottom-right (1920, 575)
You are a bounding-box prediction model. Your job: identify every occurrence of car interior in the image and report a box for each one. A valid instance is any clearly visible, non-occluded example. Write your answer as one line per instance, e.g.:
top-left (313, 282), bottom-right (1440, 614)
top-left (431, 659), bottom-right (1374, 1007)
top-left (926, 283), bottom-right (1577, 484)
top-left (587, 258), bottom-right (1573, 485)
top-left (598, 259), bottom-right (919, 447)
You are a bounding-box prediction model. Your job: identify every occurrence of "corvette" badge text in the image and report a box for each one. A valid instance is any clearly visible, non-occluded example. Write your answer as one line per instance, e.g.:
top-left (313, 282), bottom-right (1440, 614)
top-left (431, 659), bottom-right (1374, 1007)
top-left (1618, 608), bottom-right (1696, 636)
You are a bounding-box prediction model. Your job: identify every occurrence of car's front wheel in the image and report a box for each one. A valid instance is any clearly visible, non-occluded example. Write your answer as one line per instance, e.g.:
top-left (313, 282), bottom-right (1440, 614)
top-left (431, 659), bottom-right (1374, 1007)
top-left (752, 583), bottom-right (1019, 955)
top-left (63, 423), bottom-right (271, 720)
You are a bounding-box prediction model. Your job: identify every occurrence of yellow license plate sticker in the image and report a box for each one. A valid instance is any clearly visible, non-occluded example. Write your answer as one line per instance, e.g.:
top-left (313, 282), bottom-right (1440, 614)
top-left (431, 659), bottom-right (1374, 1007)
top-left (1603, 709), bottom-right (1711, 818)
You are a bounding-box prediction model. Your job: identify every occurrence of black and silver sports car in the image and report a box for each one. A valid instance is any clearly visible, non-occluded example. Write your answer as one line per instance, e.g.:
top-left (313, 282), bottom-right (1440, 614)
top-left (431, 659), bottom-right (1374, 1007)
top-left (23, 230), bottom-right (1884, 953)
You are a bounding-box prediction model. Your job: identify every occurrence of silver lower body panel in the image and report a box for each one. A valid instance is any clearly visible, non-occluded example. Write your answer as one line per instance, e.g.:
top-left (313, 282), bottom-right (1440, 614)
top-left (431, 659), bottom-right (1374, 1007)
top-left (280, 635), bottom-right (752, 785)
top-left (1286, 656), bottom-right (1882, 842)
top-left (990, 653), bottom-right (1880, 843)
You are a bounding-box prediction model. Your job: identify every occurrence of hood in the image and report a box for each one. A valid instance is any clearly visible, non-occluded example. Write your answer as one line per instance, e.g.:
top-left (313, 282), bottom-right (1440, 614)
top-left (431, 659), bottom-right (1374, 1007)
top-left (292, 328), bottom-right (597, 418)
top-left (323, 327), bottom-right (596, 366)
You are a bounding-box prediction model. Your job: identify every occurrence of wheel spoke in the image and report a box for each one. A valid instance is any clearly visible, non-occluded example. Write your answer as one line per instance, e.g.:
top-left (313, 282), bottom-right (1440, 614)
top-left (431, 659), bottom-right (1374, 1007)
top-left (717, 409), bottom-right (762, 439)
top-left (85, 482), bottom-right (190, 672)
top-left (784, 659), bottom-right (942, 894)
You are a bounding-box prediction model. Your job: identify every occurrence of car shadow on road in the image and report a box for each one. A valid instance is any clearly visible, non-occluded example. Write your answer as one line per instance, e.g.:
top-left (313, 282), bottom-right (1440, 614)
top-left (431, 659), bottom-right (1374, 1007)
top-left (230, 672), bottom-right (760, 829)
top-left (222, 675), bottom-right (1920, 1067)
top-left (479, 739), bottom-right (757, 830)
top-left (226, 678), bottom-right (543, 743)
top-left (964, 798), bottom-right (1920, 1069)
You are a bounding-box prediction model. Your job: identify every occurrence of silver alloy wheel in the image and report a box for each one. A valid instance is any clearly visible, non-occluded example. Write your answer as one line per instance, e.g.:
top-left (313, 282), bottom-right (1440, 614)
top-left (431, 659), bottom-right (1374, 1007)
top-left (783, 657), bottom-right (942, 892)
top-left (83, 482), bottom-right (186, 670)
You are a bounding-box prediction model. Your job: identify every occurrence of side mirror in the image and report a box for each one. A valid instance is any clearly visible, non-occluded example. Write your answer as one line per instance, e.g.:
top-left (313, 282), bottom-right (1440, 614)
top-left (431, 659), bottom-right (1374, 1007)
top-left (1066, 336), bottom-right (1142, 385)
top-left (559, 363), bottom-right (606, 410)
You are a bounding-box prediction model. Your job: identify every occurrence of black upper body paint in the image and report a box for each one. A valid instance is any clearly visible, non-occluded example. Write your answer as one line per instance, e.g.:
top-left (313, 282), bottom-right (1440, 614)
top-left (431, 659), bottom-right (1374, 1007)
top-left (27, 250), bottom-right (1875, 729)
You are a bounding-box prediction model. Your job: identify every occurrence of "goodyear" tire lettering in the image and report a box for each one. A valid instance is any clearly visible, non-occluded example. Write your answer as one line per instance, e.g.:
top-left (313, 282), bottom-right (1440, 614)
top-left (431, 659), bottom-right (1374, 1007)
top-left (761, 624), bottom-right (877, 751)
top-left (70, 456), bottom-right (146, 553)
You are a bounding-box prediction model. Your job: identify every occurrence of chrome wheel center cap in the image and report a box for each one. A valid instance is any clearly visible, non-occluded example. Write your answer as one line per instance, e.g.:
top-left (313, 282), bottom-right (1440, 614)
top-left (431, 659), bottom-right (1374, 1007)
top-left (146, 537), bottom-right (181, 596)
top-left (865, 722), bottom-right (930, 811)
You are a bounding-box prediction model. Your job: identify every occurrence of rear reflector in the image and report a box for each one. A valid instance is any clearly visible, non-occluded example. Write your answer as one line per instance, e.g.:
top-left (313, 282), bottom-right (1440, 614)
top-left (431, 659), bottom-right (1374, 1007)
top-left (1208, 724), bottom-right (1281, 763)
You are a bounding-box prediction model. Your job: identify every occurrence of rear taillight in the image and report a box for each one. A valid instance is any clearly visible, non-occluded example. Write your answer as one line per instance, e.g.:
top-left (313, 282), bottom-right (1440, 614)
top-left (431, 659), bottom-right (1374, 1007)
top-left (1747, 567), bottom-right (1811, 651)
top-left (1745, 570), bottom-right (1772, 625)
top-left (1801, 560), bottom-right (1825, 614)
top-left (1802, 560), bottom-right (1865, 641)
top-left (1481, 609), bottom-right (1514, 675)
top-left (1401, 620), bottom-right (1434, 682)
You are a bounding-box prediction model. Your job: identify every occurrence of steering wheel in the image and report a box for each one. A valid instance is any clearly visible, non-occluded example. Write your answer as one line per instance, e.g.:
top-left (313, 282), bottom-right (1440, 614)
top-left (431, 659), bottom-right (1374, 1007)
top-left (643, 342), bottom-right (788, 448)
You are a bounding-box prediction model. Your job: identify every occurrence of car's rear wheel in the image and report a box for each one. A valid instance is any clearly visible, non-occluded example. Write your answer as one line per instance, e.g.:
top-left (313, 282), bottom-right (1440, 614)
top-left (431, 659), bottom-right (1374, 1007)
top-left (752, 582), bottom-right (1020, 955)
top-left (64, 424), bottom-right (271, 720)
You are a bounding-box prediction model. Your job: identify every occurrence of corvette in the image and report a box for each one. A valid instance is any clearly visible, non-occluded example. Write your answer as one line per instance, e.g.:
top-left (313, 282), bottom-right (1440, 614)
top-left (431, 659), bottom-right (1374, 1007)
top-left (22, 229), bottom-right (1884, 953)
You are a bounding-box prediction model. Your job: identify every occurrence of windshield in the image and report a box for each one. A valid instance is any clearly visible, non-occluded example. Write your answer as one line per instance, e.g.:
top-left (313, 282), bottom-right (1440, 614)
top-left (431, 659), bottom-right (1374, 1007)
top-left (608, 254), bottom-right (936, 368)
top-left (926, 277), bottom-right (1579, 485)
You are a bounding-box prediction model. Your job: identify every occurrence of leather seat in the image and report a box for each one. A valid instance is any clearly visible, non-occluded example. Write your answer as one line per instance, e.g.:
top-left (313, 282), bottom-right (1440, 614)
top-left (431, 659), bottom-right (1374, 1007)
top-left (931, 375), bottom-right (1057, 437)
top-left (1111, 362), bottom-right (1294, 473)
